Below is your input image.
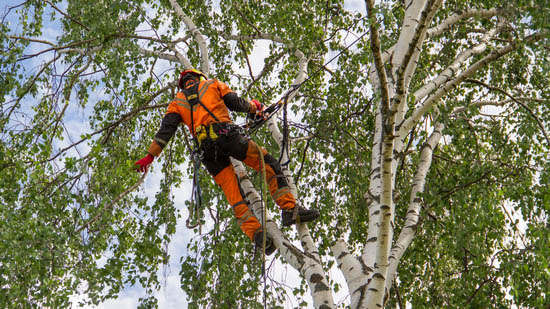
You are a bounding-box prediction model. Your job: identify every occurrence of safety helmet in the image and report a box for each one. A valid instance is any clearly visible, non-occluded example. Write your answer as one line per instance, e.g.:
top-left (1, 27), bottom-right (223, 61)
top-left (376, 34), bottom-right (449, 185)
top-left (179, 69), bottom-right (207, 88)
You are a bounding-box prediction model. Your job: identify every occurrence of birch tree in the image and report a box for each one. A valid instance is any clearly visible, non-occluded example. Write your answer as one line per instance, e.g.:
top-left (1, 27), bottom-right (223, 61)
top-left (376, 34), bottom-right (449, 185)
top-left (1, 0), bottom-right (548, 308)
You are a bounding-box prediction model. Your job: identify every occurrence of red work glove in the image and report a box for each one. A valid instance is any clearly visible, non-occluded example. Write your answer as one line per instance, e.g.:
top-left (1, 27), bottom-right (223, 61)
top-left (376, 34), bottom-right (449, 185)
top-left (250, 99), bottom-right (264, 115)
top-left (135, 154), bottom-right (154, 172)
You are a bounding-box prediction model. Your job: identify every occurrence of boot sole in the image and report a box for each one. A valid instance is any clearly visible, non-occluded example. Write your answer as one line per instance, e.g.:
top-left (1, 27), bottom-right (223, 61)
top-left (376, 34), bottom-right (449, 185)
top-left (265, 246), bottom-right (276, 256)
top-left (256, 244), bottom-right (276, 256)
top-left (282, 211), bottom-right (320, 226)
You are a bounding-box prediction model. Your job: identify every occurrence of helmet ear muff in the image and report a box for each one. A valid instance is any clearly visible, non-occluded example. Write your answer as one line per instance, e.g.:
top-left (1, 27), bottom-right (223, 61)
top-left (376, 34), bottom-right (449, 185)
top-left (179, 73), bottom-right (198, 89)
top-left (179, 69), bottom-right (207, 89)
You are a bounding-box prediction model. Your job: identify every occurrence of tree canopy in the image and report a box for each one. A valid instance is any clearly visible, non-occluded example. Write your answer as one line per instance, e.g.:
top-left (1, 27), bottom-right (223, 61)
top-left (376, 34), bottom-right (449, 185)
top-left (0, 0), bottom-right (548, 308)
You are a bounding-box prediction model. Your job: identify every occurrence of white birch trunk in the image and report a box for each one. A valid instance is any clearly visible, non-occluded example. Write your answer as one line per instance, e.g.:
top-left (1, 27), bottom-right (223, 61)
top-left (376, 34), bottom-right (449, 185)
top-left (169, 0), bottom-right (210, 73)
top-left (232, 160), bottom-right (333, 308)
top-left (165, 3), bottom-right (547, 308)
top-left (266, 50), bottom-right (334, 308)
top-left (232, 48), bottom-right (334, 307)
top-left (385, 121), bottom-right (443, 292)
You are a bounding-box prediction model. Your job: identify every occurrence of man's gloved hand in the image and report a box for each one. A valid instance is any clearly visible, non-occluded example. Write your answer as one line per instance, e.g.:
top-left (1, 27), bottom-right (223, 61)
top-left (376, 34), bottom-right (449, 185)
top-left (250, 99), bottom-right (264, 115)
top-left (135, 154), bottom-right (154, 172)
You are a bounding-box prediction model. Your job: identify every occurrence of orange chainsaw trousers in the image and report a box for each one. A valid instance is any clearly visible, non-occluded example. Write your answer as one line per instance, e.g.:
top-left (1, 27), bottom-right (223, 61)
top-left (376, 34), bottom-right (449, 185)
top-left (202, 123), bottom-right (295, 240)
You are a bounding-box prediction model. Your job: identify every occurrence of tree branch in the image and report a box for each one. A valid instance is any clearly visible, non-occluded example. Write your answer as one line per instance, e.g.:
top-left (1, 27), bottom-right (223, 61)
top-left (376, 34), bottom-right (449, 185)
top-left (137, 47), bottom-right (180, 63)
top-left (393, 0), bottom-right (442, 127)
top-left (225, 33), bottom-right (286, 44)
top-left (398, 30), bottom-right (548, 138)
top-left (35, 84), bottom-right (174, 165)
top-left (8, 35), bottom-right (56, 46)
top-left (168, 0), bottom-right (210, 73)
top-left (8, 52), bottom-right (62, 120)
top-left (386, 121), bottom-right (443, 292)
top-left (365, 0), bottom-right (390, 112)
top-left (44, 0), bottom-right (90, 31)
top-left (465, 79), bottom-right (550, 146)
top-left (331, 239), bottom-right (369, 308)
top-left (246, 51), bottom-right (285, 94)
top-left (427, 8), bottom-right (507, 38)
top-left (76, 170), bottom-right (148, 233)
top-left (412, 23), bottom-right (503, 103)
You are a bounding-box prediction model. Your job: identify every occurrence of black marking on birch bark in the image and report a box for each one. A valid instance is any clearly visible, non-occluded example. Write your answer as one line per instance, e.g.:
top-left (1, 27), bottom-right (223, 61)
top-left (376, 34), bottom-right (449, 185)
top-left (319, 305), bottom-right (331, 309)
top-left (368, 288), bottom-right (378, 292)
top-left (310, 273), bottom-right (330, 292)
top-left (314, 282), bottom-right (330, 293)
top-left (358, 256), bottom-right (374, 273)
top-left (286, 243), bottom-right (305, 265)
top-left (383, 286), bottom-right (390, 306)
top-left (303, 251), bottom-right (322, 264)
top-left (367, 236), bottom-right (377, 243)
top-left (354, 284), bottom-right (368, 308)
top-left (376, 303), bottom-right (382, 308)
top-left (373, 273), bottom-right (385, 280)
top-left (373, 194), bottom-right (380, 203)
top-left (381, 205), bottom-right (390, 211)
top-left (373, 210), bottom-right (380, 216)
top-left (413, 197), bottom-right (422, 203)
top-left (373, 173), bottom-right (381, 180)
top-left (337, 251), bottom-right (348, 260)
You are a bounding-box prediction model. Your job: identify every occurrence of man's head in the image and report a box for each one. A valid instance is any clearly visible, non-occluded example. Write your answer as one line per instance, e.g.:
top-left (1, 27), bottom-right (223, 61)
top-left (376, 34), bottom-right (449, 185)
top-left (179, 69), bottom-right (207, 89)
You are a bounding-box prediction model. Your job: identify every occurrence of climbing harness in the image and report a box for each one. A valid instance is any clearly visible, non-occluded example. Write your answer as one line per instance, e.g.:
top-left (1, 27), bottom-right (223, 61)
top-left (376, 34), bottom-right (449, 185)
top-left (182, 74), bottom-right (221, 229)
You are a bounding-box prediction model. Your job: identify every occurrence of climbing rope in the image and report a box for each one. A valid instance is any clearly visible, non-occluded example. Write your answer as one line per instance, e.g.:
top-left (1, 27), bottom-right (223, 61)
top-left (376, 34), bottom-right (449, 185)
top-left (245, 29), bottom-right (370, 164)
top-left (186, 150), bottom-right (203, 229)
top-left (253, 142), bottom-right (269, 309)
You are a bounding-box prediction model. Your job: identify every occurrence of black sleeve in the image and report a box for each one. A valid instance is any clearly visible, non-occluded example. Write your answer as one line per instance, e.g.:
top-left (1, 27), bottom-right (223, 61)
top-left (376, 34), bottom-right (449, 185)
top-left (154, 113), bottom-right (182, 148)
top-left (222, 92), bottom-right (251, 113)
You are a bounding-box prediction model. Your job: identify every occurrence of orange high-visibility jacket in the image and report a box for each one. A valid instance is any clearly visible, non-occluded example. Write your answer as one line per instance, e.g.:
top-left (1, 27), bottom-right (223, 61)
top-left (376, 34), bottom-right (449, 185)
top-left (167, 79), bottom-right (248, 134)
top-left (147, 79), bottom-right (253, 156)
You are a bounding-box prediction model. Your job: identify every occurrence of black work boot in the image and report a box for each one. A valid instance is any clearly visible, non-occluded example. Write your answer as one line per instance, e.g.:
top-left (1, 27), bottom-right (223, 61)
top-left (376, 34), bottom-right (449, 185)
top-left (281, 206), bottom-right (320, 226)
top-left (254, 230), bottom-right (276, 256)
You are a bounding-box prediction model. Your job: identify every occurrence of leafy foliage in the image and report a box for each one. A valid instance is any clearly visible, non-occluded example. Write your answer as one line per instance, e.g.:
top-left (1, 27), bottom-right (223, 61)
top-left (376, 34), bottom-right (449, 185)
top-left (0, 0), bottom-right (548, 307)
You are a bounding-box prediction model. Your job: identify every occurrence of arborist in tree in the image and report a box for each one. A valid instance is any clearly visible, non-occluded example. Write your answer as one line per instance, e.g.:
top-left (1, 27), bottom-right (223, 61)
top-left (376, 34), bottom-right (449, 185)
top-left (135, 69), bottom-right (319, 255)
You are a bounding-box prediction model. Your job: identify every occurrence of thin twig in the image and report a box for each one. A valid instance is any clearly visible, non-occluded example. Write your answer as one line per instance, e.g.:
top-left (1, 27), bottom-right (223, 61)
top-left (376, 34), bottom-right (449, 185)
top-left (76, 170), bottom-right (148, 233)
top-left (8, 35), bottom-right (56, 46)
top-left (44, 0), bottom-right (90, 31)
top-left (465, 79), bottom-right (550, 146)
top-left (34, 84), bottom-right (174, 165)
top-left (7, 52), bottom-right (62, 120)
top-left (393, 280), bottom-right (404, 309)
